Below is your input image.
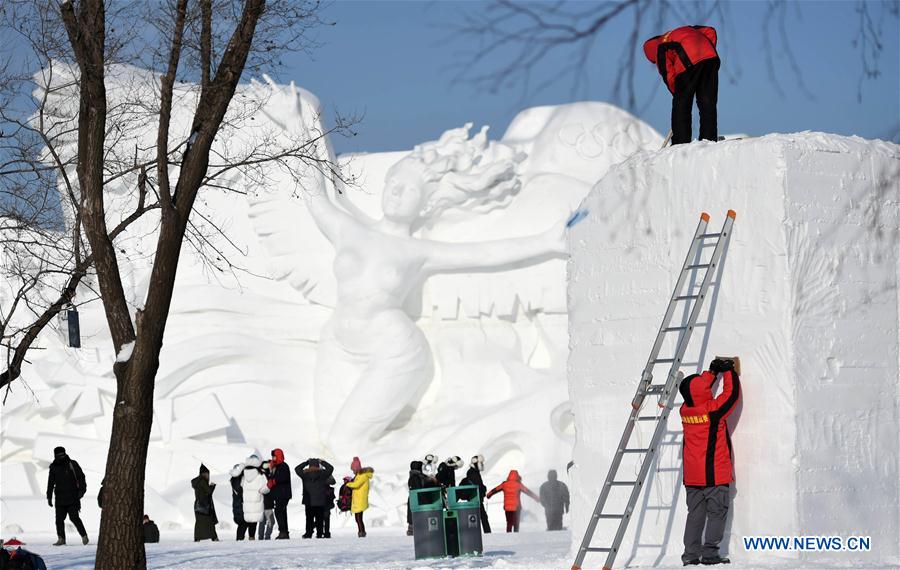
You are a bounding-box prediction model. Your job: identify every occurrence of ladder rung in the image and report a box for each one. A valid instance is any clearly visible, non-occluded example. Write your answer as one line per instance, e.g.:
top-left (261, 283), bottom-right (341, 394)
top-left (596, 514), bottom-right (626, 519)
top-left (609, 481), bottom-right (638, 486)
top-left (698, 232), bottom-right (722, 239)
top-left (620, 448), bottom-right (650, 453)
top-left (663, 325), bottom-right (688, 332)
top-left (637, 416), bottom-right (658, 421)
top-left (675, 294), bottom-right (699, 301)
top-left (686, 264), bottom-right (711, 269)
top-left (653, 358), bottom-right (676, 363)
top-left (586, 547), bottom-right (612, 552)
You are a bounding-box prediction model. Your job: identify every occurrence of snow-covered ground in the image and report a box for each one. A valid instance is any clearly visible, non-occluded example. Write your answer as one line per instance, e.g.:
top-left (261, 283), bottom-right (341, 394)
top-left (20, 527), bottom-right (900, 570)
top-left (19, 527), bottom-right (572, 570)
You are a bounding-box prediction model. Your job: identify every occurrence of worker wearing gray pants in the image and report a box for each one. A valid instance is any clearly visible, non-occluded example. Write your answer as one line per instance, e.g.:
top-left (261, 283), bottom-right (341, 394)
top-left (683, 485), bottom-right (730, 564)
top-left (679, 359), bottom-right (741, 565)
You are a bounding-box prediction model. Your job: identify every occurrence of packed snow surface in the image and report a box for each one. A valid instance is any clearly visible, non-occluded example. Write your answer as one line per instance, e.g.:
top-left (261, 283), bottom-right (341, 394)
top-left (568, 133), bottom-right (899, 568)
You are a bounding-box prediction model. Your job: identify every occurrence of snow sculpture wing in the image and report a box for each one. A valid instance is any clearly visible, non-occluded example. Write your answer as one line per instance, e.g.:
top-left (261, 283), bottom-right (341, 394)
top-left (245, 84), bottom-right (338, 307)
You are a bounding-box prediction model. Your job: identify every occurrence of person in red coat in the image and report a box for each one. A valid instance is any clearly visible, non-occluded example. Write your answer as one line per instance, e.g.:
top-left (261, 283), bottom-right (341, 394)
top-left (679, 358), bottom-right (741, 566)
top-left (643, 26), bottom-right (720, 145)
top-left (486, 470), bottom-right (539, 533)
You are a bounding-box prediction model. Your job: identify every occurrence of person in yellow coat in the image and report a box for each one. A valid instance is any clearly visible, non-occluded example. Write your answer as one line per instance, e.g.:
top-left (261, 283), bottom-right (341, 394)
top-left (346, 456), bottom-right (375, 537)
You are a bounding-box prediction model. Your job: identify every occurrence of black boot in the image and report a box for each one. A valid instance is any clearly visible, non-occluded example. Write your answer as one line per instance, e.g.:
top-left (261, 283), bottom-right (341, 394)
top-left (701, 556), bottom-right (730, 565)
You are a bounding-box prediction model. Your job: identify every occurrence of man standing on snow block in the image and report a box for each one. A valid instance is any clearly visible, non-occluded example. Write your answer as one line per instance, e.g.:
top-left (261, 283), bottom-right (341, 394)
top-left (267, 449), bottom-right (292, 539)
top-left (679, 358), bottom-right (741, 566)
top-left (644, 26), bottom-right (719, 145)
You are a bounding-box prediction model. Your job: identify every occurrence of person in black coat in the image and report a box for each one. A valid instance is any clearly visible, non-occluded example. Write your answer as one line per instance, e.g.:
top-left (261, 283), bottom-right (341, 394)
top-left (191, 463), bottom-right (219, 542)
top-left (143, 515), bottom-right (160, 543)
top-left (460, 454), bottom-right (491, 533)
top-left (436, 456), bottom-right (463, 489)
top-left (323, 475), bottom-right (336, 539)
top-left (406, 460), bottom-right (438, 535)
top-left (46, 446), bottom-right (88, 546)
top-left (229, 463), bottom-right (250, 540)
top-left (267, 449), bottom-right (292, 539)
top-left (294, 458), bottom-right (334, 538)
top-left (539, 469), bottom-right (570, 531)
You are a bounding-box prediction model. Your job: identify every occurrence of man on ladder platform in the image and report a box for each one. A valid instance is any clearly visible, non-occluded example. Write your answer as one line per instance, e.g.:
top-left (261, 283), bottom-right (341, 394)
top-left (572, 210), bottom-right (737, 570)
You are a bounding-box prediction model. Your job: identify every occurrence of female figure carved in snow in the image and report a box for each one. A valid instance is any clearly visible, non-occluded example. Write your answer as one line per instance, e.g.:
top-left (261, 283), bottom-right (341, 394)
top-left (258, 80), bottom-right (569, 457)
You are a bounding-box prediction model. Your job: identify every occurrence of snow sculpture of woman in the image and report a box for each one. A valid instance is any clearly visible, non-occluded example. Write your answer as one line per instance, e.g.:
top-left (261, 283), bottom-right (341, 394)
top-left (256, 79), bottom-right (570, 457)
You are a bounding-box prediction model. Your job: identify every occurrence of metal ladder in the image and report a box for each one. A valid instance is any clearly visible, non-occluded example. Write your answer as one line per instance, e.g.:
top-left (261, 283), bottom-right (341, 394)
top-left (572, 210), bottom-right (736, 570)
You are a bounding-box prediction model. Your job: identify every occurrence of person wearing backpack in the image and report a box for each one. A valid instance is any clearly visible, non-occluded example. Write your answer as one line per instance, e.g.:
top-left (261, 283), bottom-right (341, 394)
top-left (337, 476), bottom-right (354, 514)
top-left (46, 446), bottom-right (89, 546)
top-left (345, 456), bottom-right (374, 537)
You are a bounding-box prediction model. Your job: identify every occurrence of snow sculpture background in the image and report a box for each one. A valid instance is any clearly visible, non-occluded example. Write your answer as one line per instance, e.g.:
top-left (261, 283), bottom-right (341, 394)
top-left (0, 66), bottom-right (661, 533)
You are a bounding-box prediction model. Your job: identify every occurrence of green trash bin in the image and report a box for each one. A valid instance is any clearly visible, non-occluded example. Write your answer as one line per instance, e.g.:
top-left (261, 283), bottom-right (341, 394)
top-left (447, 485), bottom-right (483, 556)
top-left (410, 488), bottom-right (446, 559)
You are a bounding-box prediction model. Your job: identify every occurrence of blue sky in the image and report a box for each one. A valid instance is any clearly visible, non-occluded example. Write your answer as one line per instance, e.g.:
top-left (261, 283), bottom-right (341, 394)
top-left (277, 0), bottom-right (900, 154)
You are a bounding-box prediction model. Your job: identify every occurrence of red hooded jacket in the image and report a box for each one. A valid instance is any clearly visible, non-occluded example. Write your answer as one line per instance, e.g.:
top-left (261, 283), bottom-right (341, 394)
top-left (643, 26), bottom-right (718, 93)
top-left (486, 470), bottom-right (538, 511)
top-left (679, 370), bottom-right (741, 487)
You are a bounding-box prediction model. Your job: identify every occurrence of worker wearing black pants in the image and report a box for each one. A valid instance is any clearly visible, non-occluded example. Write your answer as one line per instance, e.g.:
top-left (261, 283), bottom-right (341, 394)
top-left (672, 58), bottom-right (719, 145)
top-left (683, 484), bottom-right (729, 565)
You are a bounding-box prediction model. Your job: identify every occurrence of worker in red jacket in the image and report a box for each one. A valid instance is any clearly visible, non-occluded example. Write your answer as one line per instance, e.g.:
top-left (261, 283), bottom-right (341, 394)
top-left (643, 26), bottom-right (720, 145)
top-left (679, 358), bottom-right (741, 566)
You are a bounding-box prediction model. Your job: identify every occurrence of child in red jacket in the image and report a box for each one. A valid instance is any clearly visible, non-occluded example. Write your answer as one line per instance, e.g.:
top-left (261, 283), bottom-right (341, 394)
top-left (486, 470), bottom-right (539, 532)
top-left (679, 358), bottom-right (741, 566)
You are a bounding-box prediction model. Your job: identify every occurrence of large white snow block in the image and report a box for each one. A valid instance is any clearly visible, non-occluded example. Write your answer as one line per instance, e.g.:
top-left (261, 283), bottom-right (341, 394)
top-left (567, 133), bottom-right (899, 567)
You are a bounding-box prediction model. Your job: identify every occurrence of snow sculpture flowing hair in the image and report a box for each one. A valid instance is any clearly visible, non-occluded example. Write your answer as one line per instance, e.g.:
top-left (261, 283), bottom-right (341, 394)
top-left (387, 123), bottom-right (525, 222)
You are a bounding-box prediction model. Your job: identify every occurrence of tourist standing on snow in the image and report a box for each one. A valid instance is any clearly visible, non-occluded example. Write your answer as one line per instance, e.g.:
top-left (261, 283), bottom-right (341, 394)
top-left (539, 469), bottom-right (570, 531)
top-left (345, 456), bottom-right (374, 537)
top-left (436, 456), bottom-right (463, 489)
top-left (143, 515), bottom-right (160, 543)
top-left (229, 462), bottom-right (247, 540)
top-left (239, 455), bottom-right (269, 540)
top-left (423, 454), bottom-right (439, 478)
top-left (323, 474), bottom-right (336, 538)
top-left (486, 470), bottom-right (539, 533)
top-left (643, 26), bottom-right (719, 145)
top-left (267, 449), bottom-right (292, 539)
top-left (257, 460), bottom-right (276, 540)
top-left (679, 358), bottom-right (741, 566)
top-left (46, 446), bottom-right (89, 546)
top-left (192, 464), bottom-right (219, 541)
top-left (294, 458), bottom-right (335, 539)
top-left (460, 455), bottom-right (491, 534)
top-left (406, 460), bottom-right (438, 535)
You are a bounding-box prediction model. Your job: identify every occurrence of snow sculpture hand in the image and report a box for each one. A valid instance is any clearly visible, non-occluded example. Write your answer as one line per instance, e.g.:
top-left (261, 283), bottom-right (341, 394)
top-left (250, 74), bottom-right (305, 136)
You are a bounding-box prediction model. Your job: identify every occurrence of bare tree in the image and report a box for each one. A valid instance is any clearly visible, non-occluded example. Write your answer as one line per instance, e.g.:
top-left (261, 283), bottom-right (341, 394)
top-left (449, 0), bottom-right (898, 112)
top-left (1, 0), bottom-right (354, 566)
